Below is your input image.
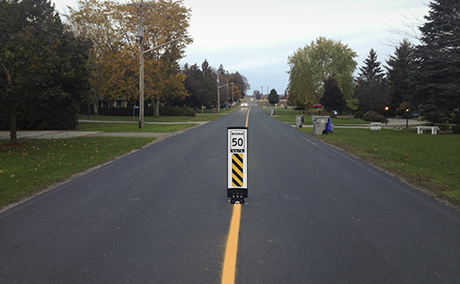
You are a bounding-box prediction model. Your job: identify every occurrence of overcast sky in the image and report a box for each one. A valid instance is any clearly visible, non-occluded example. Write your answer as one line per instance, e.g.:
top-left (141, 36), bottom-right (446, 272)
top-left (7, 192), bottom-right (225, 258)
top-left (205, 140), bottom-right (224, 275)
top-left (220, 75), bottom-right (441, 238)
top-left (54, 0), bottom-right (430, 96)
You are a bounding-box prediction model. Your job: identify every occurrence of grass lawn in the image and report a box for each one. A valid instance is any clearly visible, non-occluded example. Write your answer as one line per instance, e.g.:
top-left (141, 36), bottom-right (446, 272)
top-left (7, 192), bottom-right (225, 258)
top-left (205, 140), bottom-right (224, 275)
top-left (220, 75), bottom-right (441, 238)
top-left (78, 110), bottom-right (232, 123)
top-left (0, 137), bottom-right (154, 207)
top-left (77, 122), bottom-right (197, 132)
top-left (299, 127), bottom-right (460, 204)
top-left (267, 106), bottom-right (368, 125)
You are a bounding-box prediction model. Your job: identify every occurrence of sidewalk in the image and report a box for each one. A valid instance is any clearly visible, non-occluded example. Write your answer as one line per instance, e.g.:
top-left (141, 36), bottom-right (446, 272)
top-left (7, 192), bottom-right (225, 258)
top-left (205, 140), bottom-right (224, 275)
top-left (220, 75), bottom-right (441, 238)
top-left (0, 130), bottom-right (177, 141)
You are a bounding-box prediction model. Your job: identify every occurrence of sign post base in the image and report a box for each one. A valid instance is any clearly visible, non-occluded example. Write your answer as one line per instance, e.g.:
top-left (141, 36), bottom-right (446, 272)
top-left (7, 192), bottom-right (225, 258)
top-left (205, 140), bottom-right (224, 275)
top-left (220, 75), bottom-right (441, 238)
top-left (228, 189), bottom-right (247, 204)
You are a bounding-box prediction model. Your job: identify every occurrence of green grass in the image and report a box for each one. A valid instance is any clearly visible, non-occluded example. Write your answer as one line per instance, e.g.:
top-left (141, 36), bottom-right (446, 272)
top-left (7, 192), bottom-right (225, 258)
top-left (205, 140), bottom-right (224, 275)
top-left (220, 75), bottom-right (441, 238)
top-left (77, 122), bottom-right (197, 132)
top-left (0, 137), bottom-right (154, 207)
top-left (300, 128), bottom-right (460, 204)
top-left (267, 106), bottom-right (368, 125)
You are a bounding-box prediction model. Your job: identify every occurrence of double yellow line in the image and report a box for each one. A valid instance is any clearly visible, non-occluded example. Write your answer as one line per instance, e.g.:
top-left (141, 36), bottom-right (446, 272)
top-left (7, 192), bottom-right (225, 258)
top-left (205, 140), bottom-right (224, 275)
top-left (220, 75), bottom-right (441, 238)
top-left (221, 106), bottom-right (250, 284)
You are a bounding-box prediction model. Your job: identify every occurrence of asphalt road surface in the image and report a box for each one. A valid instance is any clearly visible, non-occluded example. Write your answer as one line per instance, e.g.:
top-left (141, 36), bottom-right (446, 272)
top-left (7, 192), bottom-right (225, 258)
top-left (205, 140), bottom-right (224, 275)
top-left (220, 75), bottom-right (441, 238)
top-left (1, 101), bottom-right (460, 283)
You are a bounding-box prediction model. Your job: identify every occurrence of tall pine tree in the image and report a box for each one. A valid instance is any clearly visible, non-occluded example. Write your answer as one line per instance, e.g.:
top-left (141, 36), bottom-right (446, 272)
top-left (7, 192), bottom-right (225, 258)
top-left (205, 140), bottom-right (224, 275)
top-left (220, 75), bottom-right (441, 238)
top-left (201, 60), bottom-right (218, 108)
top-left (268, 89), bottom-right (279, 105)
top-left (355, 49), bottom-right (390, 114)
top-left (386, 39), bottom-right (415, 117)
top-left (321, 76), bottom-right (344, 113)
top-left (413, 0), bottom-right (460, 123)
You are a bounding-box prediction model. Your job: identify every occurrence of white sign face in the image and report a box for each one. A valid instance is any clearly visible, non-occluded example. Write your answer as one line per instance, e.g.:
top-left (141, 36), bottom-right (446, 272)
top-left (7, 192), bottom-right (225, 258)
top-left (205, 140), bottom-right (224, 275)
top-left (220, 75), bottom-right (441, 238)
top-left (228, 128), bottom-right (248, 189)
top-left (230, 130), bottom-right (245, 153)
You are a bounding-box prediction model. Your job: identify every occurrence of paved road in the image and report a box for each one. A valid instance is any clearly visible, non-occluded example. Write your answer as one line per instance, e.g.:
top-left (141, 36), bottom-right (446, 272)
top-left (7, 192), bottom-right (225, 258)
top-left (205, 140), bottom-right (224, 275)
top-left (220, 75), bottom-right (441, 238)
top-left (1, 101), bottom-right (460, 283)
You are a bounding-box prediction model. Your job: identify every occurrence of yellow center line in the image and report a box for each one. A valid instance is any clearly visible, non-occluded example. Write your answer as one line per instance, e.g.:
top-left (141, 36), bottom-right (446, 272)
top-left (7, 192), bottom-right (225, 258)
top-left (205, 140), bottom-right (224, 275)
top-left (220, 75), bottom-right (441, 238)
top-left (245, 107), bottom-right (251, 127)
top-left (221, 203), bottom-right (242, 284)
top-left (221, 107), bottom-right (250, 284)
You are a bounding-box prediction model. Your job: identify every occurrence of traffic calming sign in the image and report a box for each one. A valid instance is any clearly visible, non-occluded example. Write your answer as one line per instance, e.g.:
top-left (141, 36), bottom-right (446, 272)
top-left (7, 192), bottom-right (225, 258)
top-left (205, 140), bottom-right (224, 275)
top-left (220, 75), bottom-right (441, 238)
top-left (227, 127), bottom-right (248, 203)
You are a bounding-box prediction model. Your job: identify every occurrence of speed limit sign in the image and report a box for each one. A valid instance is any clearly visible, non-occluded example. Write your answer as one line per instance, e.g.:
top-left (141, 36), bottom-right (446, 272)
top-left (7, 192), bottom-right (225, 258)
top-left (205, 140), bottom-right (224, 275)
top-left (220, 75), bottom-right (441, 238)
top-left (227, 127), bottom-right (248, 203)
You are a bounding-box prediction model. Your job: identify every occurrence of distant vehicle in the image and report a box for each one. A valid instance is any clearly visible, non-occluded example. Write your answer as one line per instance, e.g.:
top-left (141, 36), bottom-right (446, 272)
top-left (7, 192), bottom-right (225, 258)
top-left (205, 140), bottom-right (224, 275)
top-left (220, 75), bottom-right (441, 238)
top-left (241, 102), bottom-right (248, 107)
top-left (312, 103), bottom-right (322, 108)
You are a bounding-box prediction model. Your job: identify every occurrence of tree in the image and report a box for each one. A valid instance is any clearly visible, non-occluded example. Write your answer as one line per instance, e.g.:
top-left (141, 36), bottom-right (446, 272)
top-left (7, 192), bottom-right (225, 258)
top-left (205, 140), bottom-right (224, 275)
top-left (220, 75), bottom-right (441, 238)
top-left (411, 0), bottom-right (460, 123)
top-left (149, 44), bottom-right (188, 116)
top-left (355, 49), bottom-right (390, 114)
top-left (386, 39), bottom-right (415, 117)
top-left (253, 90), bottom-right (262, 100)
top-left (200, 60), bottom-right (218, 108)
top-left (320, 76), bottom-right (344, 112)
top-left (0, 0), bottom-right (90, 143)
top-left (66, 0), bottom-right (192, 115)
top-left (180, 63), bottom-right (204, 108)
top-left (231, 71), bottom-right (250, 98)
top-left (268, 89), bottom-right (279, 105)
top-left (66, 0), bottom-right (131, 111)
top-left (288, 37), bottom-right (357, 110)
top-left (346, 98), bottom-right (360, 116)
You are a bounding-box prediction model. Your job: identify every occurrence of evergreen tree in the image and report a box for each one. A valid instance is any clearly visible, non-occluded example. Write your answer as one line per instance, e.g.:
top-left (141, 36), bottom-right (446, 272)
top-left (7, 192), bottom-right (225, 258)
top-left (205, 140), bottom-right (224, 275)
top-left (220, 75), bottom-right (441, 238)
top-left (321, 76), bottom-right (344, 113)
top-left (179, 60), bottom-right (217, 109)
top-left (386, 39), bottom-right (415, 117)
top-left (180, 63), bottom-right (204, 108)
top-left (355, 49), bottom-right (390, 114)
top-left (201, 60), bottom-right (217, 108)
top-left (412, 0), bottom-right (460, 123)
top-left (268, 89), bottom-right (279, 105)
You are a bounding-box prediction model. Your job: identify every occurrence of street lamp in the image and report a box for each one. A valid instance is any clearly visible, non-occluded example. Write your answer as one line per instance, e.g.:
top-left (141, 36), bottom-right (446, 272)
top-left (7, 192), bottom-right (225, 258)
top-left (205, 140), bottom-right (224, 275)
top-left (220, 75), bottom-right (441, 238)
top-left (385, 106), bottom-right (389, 126)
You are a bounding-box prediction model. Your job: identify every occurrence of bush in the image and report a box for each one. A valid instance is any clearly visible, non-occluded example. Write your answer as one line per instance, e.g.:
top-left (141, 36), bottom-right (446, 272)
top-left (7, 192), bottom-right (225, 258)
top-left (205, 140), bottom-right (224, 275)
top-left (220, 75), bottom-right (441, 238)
top-left (439, 124), bottom-right (451, 132)
top-left (452, 125), bottom-right (460, 134)
top-left (353, 106), bottom-right (367, 119)
top-left (363, 111), bottom-right (386, 123)
top-left (0, 96), bottom-right (79, 130)
top-left (98, 107), bottom-right (141, 116)
top-left (96, 105), bottom-right (196, 117)
top-left (160, 106), bottom-right (196, 117)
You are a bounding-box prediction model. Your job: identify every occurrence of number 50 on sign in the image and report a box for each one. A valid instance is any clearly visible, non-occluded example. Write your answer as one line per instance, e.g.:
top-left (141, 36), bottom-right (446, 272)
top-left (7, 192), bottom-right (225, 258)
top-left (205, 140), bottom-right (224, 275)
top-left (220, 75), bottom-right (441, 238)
top-left (227, 127), bottom-right (248, 194)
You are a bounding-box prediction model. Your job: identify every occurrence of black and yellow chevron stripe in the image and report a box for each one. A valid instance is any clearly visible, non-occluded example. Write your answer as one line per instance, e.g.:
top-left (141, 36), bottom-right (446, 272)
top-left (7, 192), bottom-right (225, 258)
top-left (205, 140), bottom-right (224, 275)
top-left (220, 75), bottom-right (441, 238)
top-left (232, 154), bottom-right (243, 187)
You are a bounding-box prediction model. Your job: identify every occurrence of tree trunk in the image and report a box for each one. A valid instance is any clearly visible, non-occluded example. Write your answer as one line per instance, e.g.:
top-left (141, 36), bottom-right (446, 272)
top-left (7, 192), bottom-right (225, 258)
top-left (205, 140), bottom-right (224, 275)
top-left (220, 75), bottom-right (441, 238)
top-left (150, 97), bottom-right (156, 117)
top-left (87, 102), bottom-right (91, 119)
top-left (154, 97), bottom-right (160, 117)
top-left (9, 102), bottom-right (17, 144)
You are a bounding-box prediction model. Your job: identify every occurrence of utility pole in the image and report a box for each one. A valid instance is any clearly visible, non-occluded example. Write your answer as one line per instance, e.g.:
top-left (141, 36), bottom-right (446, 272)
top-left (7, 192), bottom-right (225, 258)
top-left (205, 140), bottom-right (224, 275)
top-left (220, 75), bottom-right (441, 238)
top-left (129, 0), bottom-right (154, 129)
top-left (229, 83), bottom-right (234, 105)
top-left (217, 72), bottom-right (220, 112)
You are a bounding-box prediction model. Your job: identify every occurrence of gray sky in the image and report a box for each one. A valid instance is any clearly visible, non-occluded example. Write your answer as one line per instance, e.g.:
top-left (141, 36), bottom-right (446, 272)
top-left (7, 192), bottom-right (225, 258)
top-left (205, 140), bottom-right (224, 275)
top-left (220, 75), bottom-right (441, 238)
top-left (54, 0), bottom-right (430, 96)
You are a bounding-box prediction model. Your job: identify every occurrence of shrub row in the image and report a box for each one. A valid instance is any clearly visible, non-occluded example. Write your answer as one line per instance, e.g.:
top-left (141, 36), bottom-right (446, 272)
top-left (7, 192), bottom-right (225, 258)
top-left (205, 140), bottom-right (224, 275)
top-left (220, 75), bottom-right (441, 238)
top-left (452, 125), bottom-right (460, 134)
top-left (96, 106), bottom-right (196, 117)
top-left (1, 97), bottom-right (79, 130)
top-left (160, 106), bottom-right (196, 117)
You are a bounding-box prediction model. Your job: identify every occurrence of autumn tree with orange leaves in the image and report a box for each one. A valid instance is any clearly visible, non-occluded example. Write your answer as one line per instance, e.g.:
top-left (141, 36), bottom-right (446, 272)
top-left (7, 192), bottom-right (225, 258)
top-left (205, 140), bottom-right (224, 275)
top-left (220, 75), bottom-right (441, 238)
top-left (66, 0), bottom-right (192, 115)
